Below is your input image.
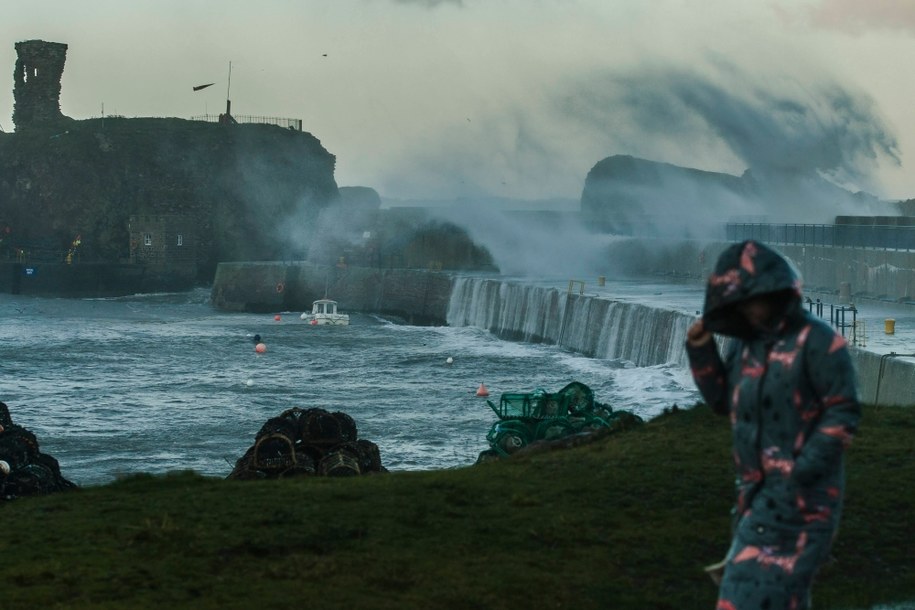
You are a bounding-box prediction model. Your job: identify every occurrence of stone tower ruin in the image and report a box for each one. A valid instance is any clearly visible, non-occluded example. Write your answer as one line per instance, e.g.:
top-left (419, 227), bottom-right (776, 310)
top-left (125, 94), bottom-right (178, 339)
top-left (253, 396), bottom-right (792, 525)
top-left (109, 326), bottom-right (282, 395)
top-left (13, 39), bottom-right (69, 131)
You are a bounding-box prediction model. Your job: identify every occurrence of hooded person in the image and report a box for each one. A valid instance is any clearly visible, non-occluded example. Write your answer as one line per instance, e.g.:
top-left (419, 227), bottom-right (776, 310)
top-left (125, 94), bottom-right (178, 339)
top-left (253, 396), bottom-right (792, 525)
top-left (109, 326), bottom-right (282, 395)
top-left (685, 240), bottom-right (861, 610)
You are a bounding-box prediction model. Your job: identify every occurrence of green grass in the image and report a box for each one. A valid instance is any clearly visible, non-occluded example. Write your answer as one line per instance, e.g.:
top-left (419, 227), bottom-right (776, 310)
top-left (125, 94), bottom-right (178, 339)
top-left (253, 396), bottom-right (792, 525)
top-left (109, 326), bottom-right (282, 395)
top-left (1, 405), bottom-right (912, 609)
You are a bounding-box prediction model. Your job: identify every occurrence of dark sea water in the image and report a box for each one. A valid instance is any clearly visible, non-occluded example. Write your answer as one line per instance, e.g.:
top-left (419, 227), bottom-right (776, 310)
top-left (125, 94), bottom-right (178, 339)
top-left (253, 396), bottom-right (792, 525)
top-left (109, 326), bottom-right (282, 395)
top-left (0, 288), bottom-right (698, 487)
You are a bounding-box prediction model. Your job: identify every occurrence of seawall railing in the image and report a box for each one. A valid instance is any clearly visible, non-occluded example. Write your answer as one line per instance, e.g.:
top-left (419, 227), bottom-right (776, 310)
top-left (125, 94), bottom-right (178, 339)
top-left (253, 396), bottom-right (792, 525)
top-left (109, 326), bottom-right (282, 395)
top-left (727, 223), bottom-right (915, 251)
top-left (190, 114), bottom-right (303, 131)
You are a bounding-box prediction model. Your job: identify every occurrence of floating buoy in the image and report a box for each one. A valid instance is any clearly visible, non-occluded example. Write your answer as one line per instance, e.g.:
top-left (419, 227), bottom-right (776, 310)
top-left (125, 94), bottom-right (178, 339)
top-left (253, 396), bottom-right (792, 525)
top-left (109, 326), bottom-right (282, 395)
top-left (274, 314), bottom-right (282, 322)
top-left (446, 356), bottom-right (454, 365)
top-left (475, 383), bottom-right (489, 397)
top-left (310, 319), bottom-right (318, 326)
top-left (245, 379), bottom-right (254, 387)
top-left (255, 343), bottom-right (267, 354)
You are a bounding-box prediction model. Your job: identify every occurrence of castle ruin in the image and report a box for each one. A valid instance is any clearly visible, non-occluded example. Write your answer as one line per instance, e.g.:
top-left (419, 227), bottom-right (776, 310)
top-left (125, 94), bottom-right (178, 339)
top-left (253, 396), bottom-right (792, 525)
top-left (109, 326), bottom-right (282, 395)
top-left (13, 39), bottom-right (69, 130)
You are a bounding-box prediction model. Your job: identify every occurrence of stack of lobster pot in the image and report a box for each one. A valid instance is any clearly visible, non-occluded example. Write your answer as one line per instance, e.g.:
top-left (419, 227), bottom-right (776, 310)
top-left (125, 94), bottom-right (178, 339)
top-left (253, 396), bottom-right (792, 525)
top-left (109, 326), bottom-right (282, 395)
top-left (227, 407), bottom-right (386, 480)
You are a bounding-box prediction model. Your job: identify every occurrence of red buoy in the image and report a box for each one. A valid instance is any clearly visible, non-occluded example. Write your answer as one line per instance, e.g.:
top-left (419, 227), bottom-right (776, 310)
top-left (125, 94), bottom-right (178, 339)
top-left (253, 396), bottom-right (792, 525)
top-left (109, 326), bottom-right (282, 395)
top-left (475, 383), bottom-right (489, 397)
top-left (274, 314), bottom-right (282, 321)
top-left (255, 343), bottom-right (267, 354)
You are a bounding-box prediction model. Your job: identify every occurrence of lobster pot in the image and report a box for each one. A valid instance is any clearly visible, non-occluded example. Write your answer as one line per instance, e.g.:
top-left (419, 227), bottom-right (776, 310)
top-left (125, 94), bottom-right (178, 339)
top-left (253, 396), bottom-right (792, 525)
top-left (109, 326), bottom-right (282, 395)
top-left (536, 418), bottom-right (575, 440)
top-left (298, 443), bottom-right (326, 466)
top-left (318, 449), bottom-right (361, 477)
top-left (332, 411), bottom-right (358, 443)
top-left (253, 433), bottom-right (297, 472)
top-left (299, 408), bottom-right (344, 446)
top-left (332, 441), bottom-right (381, 474)
top-left (10, 462), bottom-right (57, 493)
top-left (256, 416), bottom-right (297, 443)
top-left (498, 432), bottom-right (526, 455)
top-left (226, 407), bottom-right (388, 480)
top-left (279, 451), bottom-right (316, 478)
top-left (355, 439), bottom-right (383, 473)
top-left (227, 445), bottom-right (256, 479)
top-left (279, 406), bottom-right (306, 421)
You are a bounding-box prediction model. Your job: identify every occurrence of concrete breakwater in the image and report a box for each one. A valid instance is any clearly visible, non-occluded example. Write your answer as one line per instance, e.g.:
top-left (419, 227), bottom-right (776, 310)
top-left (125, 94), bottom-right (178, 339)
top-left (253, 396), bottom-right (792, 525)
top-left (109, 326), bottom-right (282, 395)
top-left (210, 261), bottom-right (914, 407)
top-left (853, 350), bottom-right (915, 408)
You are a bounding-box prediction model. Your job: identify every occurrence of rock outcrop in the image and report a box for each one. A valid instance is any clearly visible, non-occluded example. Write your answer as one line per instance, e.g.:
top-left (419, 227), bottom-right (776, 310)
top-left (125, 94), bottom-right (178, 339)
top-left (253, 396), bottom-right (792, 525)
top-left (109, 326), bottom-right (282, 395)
top-left (0, 118), bottom-right (339, 283)
top-left (580, 154), bottom-right (889, 236)
top-left (0, 401), bottom-right (77, 500)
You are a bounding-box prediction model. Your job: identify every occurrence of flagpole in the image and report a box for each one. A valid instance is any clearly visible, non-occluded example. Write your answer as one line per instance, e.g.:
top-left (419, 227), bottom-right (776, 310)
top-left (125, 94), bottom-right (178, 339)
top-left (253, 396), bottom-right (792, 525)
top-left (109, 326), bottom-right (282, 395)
top-left (226, 61), bottom-right (232, 100)
top-left (225, 61), bottom-right (232, 118)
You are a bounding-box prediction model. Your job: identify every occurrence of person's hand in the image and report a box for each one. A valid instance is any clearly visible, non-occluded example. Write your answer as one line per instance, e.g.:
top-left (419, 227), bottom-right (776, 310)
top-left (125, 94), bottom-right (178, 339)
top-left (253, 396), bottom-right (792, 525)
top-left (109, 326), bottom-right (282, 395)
top-left (687, 319), bottom-right (713, 347)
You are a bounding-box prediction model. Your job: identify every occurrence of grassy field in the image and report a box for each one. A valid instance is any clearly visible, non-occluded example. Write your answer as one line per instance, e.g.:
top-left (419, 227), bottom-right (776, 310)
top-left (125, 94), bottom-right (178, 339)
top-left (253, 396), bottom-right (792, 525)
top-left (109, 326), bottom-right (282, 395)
top-left (1, 404), bottom-right (912, 609)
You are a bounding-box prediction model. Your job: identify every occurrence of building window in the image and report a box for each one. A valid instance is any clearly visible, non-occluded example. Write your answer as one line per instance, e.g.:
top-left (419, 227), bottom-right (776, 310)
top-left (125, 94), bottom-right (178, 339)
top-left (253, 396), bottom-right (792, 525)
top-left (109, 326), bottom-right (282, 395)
top-left (144, 233), bottom-right (152, 246)
top-left (177, 234), bottom-right (183, 246)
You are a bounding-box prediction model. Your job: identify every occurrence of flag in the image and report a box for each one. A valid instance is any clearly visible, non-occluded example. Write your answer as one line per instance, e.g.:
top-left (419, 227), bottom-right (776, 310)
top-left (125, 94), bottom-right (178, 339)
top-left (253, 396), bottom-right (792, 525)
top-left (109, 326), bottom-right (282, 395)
top-left (193, 83), bottom-right (215, 92)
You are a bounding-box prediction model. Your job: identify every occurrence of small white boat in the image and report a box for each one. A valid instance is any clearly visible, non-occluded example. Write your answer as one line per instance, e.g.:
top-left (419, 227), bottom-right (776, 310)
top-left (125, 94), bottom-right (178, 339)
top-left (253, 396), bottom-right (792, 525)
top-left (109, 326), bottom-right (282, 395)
top-left (300, 299), bottom-right (350, 326)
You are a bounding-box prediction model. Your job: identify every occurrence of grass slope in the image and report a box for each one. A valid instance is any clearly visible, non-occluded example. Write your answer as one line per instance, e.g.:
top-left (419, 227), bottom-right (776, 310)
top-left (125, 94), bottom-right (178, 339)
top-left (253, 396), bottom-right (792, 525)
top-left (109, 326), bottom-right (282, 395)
top-left (1, 405), bottom-right (912, 610)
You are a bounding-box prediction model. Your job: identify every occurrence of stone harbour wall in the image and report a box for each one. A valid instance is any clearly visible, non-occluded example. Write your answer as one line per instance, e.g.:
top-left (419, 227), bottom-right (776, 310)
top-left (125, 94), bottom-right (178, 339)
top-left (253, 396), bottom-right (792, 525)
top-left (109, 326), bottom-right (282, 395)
top-left (210, 261), bottom-right (454, 325)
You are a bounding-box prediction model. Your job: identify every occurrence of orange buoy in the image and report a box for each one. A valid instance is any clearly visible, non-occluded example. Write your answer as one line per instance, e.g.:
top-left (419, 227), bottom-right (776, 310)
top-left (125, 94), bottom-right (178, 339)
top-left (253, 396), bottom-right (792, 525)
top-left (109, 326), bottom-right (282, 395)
top-left (255, 343), bottom-right (267, 353)
top-left (475, 383), bottom-right (489, 397)
top-left (274, 314), bottom-right (282, 321)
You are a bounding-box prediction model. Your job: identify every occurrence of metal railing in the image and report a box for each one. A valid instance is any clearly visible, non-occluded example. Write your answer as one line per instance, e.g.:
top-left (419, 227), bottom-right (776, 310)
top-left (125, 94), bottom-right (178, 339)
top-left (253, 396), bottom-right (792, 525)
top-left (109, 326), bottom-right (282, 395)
top-left (190, 114), bottom-right (303, 131)
top-left (805, 297), bottom-right (864, 346)
top-left (727, 223), bottom-right (915, 251)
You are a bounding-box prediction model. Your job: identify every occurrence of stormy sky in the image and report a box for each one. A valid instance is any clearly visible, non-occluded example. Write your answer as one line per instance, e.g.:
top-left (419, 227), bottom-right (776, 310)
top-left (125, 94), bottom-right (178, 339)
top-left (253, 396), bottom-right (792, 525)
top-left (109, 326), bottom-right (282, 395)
top-left (2, 0), bottom-right (914, 203)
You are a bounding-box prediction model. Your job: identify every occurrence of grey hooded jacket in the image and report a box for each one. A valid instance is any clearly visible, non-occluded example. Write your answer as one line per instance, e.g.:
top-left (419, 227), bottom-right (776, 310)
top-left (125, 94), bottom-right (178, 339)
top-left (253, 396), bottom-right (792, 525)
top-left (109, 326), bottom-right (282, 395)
top-left (687, 240), bottom-right (861, 536)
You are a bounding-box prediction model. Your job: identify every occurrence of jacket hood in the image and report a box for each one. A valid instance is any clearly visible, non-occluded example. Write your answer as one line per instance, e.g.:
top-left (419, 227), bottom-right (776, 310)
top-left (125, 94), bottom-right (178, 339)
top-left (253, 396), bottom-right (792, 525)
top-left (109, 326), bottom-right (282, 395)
top-left (702, 240), bottom-right (803, 338)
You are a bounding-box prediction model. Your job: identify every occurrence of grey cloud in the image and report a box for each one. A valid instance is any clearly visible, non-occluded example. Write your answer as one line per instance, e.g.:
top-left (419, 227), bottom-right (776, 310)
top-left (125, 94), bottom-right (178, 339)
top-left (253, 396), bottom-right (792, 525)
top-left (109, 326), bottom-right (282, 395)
top-left (559, 60), bottom-right (900, 193)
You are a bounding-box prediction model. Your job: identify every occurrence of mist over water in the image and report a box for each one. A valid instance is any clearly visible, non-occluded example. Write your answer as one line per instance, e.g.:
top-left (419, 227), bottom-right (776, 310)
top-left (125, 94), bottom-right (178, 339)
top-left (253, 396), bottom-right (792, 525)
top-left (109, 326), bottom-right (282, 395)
top-left (358, 57), bottom-right (907, 278)
top-left (431, 204), bottom-right (630, 277)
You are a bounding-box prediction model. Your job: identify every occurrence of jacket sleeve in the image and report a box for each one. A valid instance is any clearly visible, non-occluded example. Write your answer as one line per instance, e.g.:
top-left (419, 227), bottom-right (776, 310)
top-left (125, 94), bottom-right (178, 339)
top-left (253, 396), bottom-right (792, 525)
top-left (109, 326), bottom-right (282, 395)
top-left (793, 329), bottom-right (862, 486)
top-left (685, 339), bottom-right (730, 416)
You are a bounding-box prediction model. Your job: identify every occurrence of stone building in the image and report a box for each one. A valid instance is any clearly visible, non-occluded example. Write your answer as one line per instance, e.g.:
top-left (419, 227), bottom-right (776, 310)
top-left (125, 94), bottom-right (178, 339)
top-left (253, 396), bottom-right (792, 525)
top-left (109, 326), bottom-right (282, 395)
top-left (128, 215), bottom-right (197, 283)
top-left (13, 40), bottom-right (69, 130)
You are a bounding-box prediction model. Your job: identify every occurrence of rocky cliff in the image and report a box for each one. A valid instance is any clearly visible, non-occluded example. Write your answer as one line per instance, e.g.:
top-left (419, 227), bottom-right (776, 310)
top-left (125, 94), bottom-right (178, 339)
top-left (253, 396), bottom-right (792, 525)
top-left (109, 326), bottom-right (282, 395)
top-left (580, 154), bottom-right (892, 236)
top-left (0, 117), bottom-right (339, 281)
